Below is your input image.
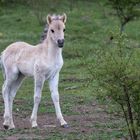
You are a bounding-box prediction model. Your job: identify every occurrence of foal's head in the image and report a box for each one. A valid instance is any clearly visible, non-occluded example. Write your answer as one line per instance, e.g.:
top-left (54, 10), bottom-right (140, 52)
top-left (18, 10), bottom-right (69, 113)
top-left (47, 14), bottom-right (67, 48)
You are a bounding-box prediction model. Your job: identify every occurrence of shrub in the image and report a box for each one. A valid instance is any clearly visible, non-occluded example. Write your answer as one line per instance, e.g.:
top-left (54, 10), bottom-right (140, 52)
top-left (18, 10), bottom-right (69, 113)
top-left (88, 30), bottom-right (140, 139)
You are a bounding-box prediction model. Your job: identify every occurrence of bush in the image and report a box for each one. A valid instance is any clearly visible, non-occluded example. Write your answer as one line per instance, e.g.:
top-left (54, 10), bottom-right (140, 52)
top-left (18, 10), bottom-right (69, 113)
top-left (88, 30), bottom-right (140, 139)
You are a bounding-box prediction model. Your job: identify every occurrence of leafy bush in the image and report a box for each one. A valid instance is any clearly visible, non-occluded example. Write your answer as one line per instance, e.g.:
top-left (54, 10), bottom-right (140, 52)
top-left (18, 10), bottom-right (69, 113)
top-left (88, 30), bottom-right (140, 140)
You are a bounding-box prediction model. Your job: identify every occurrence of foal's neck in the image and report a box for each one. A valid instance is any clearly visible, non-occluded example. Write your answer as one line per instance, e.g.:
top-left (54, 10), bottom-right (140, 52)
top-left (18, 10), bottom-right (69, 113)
top-left (43, 36), bottom-right (63, 62)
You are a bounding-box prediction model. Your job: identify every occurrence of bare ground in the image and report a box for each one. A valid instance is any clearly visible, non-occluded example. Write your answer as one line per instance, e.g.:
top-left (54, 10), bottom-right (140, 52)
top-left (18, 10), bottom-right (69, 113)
top-left (0, 99), bottom-right (125, 140)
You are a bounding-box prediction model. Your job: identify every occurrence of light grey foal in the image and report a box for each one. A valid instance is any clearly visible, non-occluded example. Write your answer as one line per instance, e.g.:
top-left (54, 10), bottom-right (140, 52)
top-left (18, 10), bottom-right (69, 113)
top-left (0, 14), bottom-right (69, 129)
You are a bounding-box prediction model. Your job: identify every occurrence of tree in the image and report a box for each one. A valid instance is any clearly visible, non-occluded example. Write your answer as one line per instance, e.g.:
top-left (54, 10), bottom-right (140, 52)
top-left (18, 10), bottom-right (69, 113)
top-left (106, 0), bottom-right (140, 34)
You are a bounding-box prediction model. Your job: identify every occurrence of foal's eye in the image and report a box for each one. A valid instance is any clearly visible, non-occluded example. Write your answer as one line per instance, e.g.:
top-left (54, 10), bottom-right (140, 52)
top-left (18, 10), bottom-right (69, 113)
top-left (51, 29), bottom-right (54, 33)
top-left (63, 29), bottom-right (65, 32)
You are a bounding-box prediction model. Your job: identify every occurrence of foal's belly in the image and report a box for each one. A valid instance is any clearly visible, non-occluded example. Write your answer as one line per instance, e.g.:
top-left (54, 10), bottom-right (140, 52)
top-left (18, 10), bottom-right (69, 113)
top-left (17, 61), bottom-right (35, 77)
top-left (19, 62), bottom-right (62, 79)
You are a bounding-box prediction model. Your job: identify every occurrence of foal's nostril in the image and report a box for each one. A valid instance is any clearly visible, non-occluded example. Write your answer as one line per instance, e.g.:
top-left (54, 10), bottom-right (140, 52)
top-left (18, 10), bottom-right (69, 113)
top-left (57, 39), bottom-right (64, 48)
top-left (58, 39), bottom-right (64, 44)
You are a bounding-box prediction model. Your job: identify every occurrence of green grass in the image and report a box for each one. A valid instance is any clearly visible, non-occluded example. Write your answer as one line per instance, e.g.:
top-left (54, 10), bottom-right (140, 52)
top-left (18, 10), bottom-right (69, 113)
top-left (0, 1), bottom-right (140, 139)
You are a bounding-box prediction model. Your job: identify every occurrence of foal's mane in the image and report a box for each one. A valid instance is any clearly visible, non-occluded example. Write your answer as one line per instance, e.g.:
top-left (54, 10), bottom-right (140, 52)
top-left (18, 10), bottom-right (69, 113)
top-left (40, 24), bottom-right (48, 43)
top-left (40, 15), bottom-right (63, 43)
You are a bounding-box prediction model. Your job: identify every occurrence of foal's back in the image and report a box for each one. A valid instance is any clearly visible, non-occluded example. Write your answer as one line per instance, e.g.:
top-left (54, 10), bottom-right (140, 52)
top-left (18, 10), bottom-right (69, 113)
top-left (2, 41), bottom-right (42, 77)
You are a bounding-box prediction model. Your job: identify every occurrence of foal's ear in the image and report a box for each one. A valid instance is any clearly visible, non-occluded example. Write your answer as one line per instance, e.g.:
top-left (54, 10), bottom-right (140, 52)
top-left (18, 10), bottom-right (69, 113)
top-left (47, 14), bottom-right (52, 24)
top-left (61, 13), bottom-right (67, 23)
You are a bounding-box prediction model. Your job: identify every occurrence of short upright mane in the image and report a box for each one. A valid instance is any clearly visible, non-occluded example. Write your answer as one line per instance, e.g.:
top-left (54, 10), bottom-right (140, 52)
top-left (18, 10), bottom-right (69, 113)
top-left (51, 15), bottom-right (63, 20)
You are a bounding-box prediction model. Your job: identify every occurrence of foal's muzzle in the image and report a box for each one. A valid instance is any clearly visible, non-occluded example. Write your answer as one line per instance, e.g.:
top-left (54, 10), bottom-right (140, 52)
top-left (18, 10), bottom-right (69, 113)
top-left (57, 39), bottom-right (64, 48)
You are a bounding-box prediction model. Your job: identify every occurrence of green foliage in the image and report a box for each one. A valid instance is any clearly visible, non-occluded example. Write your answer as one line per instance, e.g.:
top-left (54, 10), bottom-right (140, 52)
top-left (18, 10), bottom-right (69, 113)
top-left (106, 0), bottom-right (140, 33)
top-left (0, 0), bottom-right (16, 3)
top-left (88, 29), bottom-right (140, 139)
top-left (0, 0), bottom-right (4, 3)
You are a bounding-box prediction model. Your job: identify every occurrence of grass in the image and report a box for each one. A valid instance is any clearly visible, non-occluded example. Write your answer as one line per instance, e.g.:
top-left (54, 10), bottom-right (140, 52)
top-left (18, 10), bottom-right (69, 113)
top-left (0, 1), bottom-right (140, 139)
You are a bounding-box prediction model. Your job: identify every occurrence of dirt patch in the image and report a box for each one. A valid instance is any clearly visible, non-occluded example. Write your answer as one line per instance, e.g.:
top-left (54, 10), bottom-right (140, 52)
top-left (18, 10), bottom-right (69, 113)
top-left (0, 100), bottom-right (124, 139)
top-left (0, 113), bottom-right (123, 139)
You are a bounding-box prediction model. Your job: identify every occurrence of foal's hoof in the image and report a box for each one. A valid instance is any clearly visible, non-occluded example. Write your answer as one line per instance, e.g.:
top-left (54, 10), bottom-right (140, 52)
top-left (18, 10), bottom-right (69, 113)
top-left (61, 124), bottom-right (69, 128)
top-left (32, 126), bottom-right (38, 129)
top-left (3, 125), bottom-right (9, 130)
top-left (31, 121), bottom-right (38, 128)
top-left (32, 124), bottom-right (38, 129)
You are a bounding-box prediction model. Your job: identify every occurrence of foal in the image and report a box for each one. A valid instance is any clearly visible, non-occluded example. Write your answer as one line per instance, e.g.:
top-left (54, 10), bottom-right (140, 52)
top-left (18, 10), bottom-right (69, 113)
top-left (0, 14), bottom-right (68, 129)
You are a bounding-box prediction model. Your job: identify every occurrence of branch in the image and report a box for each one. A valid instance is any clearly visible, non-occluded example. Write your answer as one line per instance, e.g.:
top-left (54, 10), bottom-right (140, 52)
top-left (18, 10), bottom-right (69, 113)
top-left (123, 84), bottom-right (137, 140)
top-left (120, 103), bottom-right (133, 140)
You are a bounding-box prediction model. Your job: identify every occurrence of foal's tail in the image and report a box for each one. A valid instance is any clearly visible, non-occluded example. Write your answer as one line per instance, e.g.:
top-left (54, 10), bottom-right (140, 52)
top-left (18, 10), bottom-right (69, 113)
top-left (0, 55), bottom-right (6, 80)
top-left (0, 55), bottom-right (2, 69)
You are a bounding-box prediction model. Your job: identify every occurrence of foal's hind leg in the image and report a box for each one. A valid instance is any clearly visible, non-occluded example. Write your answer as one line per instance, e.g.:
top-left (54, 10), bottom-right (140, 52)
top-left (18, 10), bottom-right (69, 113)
top-left (2, 79), bottom-right (13, 129)
top-left (8, 74), bottom-right (24, 129)
top-left (2, 66), bottom-right (20, 129)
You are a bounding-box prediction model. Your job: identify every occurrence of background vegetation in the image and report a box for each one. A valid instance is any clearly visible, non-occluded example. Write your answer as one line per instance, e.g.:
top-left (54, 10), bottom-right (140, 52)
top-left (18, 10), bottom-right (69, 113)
top-left (0, 0), bottom-right (140, 139)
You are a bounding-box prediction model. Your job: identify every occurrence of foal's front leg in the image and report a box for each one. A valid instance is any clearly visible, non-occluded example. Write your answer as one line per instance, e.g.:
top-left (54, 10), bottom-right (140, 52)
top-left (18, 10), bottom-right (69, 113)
top-left (31, 75), bottom-right (45, 128)
top-left (49, 73), bottom-right (68, 128)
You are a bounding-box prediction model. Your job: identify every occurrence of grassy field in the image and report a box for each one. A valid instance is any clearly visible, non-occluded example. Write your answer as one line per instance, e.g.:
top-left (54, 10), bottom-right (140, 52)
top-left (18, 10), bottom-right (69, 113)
top-left (0, 1), bottom-right (140, 139)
